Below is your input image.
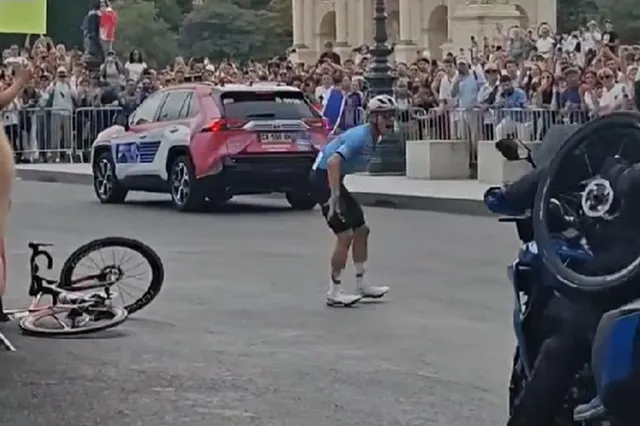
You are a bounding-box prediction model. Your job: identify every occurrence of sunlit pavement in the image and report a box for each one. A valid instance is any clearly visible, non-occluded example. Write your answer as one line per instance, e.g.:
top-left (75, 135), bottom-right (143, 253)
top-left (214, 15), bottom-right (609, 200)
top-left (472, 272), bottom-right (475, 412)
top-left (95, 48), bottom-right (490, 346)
top-left (0, 181), bottom-right (517, 426)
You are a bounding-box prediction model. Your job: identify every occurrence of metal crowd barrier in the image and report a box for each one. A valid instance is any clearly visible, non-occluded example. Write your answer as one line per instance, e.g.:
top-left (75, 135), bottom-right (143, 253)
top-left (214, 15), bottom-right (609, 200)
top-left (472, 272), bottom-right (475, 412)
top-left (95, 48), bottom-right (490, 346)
top-left (337, 105), bottom-right (635, 174)
top-left (2, 106), bottom-right (122, 162)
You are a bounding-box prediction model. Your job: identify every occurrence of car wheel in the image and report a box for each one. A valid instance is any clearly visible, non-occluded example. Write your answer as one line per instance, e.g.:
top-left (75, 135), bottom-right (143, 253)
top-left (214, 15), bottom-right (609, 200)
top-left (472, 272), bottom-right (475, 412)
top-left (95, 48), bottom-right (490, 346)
top-left (93, 151), bottom-right (128, 204)
top-left (286, 189), bottom-right (317, 211)
top-left (170, 155), bottom-right (205, 212)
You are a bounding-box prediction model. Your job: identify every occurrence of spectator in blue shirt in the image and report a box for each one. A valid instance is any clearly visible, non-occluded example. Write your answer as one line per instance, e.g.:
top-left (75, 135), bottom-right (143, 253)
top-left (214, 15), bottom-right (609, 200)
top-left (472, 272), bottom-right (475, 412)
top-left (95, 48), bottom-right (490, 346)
top-left (495, 74), bottom-right (529, 139)
top-left (559, 67), bottom-right (587, 124)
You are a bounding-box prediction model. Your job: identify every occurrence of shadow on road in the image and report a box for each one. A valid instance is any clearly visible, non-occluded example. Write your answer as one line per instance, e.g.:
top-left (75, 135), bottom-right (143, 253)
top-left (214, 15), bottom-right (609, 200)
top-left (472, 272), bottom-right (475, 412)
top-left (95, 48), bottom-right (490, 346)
top-left (126, 197), bottom-right (316, 215)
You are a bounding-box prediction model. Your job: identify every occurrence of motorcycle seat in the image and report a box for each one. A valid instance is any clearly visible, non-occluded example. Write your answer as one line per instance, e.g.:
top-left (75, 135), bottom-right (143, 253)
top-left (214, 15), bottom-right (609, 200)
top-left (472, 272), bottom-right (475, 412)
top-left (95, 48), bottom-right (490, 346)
top-left (573, 396), bottom-right (607, 422)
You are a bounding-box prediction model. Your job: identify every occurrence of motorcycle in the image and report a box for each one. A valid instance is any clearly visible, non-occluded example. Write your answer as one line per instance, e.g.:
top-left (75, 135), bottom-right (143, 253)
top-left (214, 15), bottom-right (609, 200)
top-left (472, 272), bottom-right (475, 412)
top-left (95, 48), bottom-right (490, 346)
top-left (485, 112), bottom-right (640, 426)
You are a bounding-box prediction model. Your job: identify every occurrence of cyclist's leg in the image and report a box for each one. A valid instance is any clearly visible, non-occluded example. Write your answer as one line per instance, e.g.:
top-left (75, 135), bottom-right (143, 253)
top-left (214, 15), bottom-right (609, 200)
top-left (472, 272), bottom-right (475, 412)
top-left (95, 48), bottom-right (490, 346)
top-left (311, 171), bottom-right (362, 306)
top-left (342, 188), bottom-right (389, 298)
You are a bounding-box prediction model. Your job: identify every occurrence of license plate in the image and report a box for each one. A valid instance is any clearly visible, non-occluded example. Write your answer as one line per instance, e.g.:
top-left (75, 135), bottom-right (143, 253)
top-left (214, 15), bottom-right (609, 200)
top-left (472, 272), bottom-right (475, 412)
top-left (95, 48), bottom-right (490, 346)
top-left (259, 133), bottom-right (293, 143)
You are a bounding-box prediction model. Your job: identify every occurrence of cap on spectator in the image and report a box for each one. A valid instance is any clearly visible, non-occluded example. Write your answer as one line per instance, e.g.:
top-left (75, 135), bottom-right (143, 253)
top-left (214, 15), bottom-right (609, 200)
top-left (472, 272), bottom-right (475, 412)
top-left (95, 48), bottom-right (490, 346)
top-left (56, 66), bottom-right (67, 75)
top-left (205, 64), bottom-right (215, 72)
top-left (587, 20), bottom-right (598, 27)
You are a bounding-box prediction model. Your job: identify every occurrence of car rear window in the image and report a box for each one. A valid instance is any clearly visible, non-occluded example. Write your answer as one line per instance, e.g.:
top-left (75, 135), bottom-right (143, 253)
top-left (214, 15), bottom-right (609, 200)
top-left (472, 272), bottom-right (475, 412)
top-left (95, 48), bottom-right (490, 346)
top-left (219, 91), bottom-right (320, 120)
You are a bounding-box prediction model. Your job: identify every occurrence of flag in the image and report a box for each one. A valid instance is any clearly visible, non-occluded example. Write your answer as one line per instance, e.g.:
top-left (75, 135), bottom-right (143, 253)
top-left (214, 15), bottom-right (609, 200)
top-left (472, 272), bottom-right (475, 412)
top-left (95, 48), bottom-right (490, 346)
top-left (321, 88), bottom-right (345, 134)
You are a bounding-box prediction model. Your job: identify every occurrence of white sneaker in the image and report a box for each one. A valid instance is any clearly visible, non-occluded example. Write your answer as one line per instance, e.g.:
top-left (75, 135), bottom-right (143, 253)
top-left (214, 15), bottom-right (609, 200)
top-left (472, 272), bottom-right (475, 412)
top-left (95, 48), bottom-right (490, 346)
top-left (326, 287), bottom-right (362, 307)
top-left (356, 277), bottom-right (389, 298)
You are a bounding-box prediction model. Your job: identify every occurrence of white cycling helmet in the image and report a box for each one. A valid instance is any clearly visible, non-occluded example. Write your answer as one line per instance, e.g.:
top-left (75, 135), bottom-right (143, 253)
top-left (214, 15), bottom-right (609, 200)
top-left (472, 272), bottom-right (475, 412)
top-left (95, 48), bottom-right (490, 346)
top-left (367, 94), bottom-right (397, 113)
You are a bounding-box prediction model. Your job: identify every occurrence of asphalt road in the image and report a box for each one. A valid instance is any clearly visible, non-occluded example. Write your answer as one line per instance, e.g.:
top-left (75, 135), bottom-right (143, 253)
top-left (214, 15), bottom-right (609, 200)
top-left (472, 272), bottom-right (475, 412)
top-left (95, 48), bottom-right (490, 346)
top-left (0, 182), bottom-right (519, 426)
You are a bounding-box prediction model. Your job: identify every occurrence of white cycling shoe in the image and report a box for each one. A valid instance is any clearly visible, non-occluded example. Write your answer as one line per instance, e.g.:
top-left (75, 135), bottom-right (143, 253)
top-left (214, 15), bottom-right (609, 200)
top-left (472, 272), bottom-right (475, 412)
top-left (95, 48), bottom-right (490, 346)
top-left (356, 277), bottom-right (389, 298)
top-left (326, 287), bottom-right (362, 307)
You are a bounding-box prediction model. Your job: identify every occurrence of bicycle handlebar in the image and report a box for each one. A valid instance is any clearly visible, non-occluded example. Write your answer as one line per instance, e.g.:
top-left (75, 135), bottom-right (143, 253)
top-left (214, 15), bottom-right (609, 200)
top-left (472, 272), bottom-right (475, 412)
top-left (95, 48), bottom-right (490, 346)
top-left (28, 242), bottom-right (53, 271)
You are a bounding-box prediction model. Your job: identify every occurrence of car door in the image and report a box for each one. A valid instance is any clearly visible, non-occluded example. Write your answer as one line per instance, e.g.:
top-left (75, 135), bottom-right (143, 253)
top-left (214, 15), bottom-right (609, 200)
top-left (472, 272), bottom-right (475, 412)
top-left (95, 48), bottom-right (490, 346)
top-left (111, 91), bottom-right (166, 180)
top-left (152, 90), bottom-right (196, 179)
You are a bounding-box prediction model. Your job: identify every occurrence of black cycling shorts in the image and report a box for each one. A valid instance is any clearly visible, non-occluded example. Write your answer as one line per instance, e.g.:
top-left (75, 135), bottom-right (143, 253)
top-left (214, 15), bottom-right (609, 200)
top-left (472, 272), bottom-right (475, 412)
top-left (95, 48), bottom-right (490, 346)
top-left (311, 169), bottom-right (366, 234)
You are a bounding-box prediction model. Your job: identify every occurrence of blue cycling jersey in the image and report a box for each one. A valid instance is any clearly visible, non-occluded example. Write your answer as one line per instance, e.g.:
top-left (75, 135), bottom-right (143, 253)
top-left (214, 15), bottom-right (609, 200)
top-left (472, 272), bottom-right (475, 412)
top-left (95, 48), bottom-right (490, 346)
top-left (313, 124), bottom-right (375, 175)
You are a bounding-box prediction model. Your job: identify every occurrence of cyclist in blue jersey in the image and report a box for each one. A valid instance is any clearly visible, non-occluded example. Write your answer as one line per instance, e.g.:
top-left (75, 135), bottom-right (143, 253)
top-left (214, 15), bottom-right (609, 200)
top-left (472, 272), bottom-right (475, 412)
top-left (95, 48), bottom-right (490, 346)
top-left (311, 94), bottom-right (397, 307)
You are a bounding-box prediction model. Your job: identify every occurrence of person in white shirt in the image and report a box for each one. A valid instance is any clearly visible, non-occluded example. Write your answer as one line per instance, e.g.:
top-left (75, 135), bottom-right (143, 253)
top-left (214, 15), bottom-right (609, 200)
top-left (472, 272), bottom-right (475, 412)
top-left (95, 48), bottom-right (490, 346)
top-left (582, 21), bottom-right (601, 53)
top-left (438, 58), bottom-right (458, 108)
top-left (315, 74), bottom-right (334, 107)
top-left (46, 66), bottom-right (77, 159)
top-left (476, 62), bottom-right (500, 140)
top-left (125, 49), bottom-right (147, 83)
top-left (535, 25), bottom-right (555, 58)
top-left (597, 69), bottom-right (628, 115)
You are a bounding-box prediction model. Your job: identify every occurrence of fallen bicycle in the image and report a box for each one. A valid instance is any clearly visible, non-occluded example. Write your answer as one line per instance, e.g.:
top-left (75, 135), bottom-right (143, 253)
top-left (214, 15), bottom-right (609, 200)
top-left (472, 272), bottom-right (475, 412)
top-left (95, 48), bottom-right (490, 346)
top-left (0, 237), bottom-right (164, 351)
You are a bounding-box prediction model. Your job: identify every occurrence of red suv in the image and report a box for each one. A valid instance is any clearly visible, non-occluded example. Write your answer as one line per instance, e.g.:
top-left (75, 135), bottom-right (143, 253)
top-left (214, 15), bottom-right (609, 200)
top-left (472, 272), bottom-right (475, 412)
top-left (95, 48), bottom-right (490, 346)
top-left (91, 83), bottom-right (329, 212)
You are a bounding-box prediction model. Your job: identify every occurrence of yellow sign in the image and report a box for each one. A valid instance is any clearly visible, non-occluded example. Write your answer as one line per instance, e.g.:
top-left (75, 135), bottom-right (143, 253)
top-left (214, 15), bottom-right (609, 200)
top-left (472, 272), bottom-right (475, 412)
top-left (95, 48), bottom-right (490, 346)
top-left (0, 0), bottom-right (47, 34)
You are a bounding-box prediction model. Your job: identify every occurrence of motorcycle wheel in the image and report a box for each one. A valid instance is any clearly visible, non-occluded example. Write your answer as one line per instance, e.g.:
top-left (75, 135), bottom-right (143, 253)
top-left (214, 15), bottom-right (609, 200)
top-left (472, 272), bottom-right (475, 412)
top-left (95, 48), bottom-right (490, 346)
top-left (533, 112), bottom-right (640, 292)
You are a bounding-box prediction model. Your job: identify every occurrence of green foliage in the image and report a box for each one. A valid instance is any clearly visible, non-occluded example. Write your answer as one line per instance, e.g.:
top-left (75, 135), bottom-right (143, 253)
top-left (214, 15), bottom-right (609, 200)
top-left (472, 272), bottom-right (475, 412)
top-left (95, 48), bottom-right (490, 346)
top-left (557, 0), bottom-right (599, 34)
top-left (178, 0), bottom-right (291, 61)
top-left (595, 0), bottom-right (640, 43)
top-left (0, 0), bottom-right (293, 63)
top-left (112, 0), bottom-right (178, 67)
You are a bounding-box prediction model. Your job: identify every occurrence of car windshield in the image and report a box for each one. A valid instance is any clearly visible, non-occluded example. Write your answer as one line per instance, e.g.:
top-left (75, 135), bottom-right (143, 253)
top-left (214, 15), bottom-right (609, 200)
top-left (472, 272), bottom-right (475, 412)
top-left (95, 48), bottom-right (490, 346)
top-left (219, 91), bottom-right (320, 120)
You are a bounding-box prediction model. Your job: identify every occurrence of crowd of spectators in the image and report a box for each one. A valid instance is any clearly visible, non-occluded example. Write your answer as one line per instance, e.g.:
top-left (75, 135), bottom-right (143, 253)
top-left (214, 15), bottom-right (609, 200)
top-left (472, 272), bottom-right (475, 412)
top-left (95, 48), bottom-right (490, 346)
top-left (1, 14), bottom-right (638, 163)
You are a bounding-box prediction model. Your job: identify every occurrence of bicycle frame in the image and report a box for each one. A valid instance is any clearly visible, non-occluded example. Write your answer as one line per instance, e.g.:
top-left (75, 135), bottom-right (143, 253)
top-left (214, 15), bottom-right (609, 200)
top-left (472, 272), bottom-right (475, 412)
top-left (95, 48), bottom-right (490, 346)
top-left (0, 242), bottom-right (117, 352)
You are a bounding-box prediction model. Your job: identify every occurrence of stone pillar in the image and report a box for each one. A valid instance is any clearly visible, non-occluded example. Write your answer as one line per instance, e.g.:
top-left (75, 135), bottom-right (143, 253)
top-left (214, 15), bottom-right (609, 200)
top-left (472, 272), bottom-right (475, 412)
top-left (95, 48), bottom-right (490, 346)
top-left (291, 0), bottom-right (306, 47)
top-left (334, 0), bottom-right (351, 60)
top-left (395, 0), bottom-right (416, 63)
top-left (398, 0), bottom-right (413, 42)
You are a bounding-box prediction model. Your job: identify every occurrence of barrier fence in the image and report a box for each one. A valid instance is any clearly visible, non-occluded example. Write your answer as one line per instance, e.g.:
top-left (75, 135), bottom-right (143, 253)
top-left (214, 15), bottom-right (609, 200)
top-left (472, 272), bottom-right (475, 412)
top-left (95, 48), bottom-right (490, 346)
top-left (1, 105), bottom-right (630, 165)
top-left (3, 106), bottom-right (122, 162)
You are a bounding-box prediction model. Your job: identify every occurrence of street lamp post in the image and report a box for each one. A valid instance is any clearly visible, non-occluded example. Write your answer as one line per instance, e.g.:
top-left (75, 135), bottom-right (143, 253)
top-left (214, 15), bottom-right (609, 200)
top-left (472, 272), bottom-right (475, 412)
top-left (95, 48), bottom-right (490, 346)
top-left (365, 0), bottom-right (405, 175)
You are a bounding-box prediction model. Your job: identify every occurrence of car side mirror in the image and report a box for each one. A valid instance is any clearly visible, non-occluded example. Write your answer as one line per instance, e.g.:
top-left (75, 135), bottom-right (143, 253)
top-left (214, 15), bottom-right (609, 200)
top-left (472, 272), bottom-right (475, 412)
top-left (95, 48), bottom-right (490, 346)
top-left (113, 113), bottom-right (130, 131)
top-left (495, 138), bottom-right (537, 168)
top-left (495, 138), bottom-right (522, 161)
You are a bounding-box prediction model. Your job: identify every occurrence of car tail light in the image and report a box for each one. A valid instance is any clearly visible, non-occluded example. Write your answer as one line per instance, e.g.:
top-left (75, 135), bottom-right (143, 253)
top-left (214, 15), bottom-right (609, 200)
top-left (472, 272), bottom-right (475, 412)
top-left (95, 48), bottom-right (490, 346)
top-left (202, 119), bottom-right (248, 132)
top-left (303, 118), bottom-right (330, 135)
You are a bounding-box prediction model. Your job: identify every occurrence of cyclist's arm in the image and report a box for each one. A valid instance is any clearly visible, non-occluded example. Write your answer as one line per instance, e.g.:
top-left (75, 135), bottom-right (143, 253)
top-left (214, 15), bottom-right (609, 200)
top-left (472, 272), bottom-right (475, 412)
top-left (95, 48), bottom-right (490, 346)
top-left (326, 137), bottom-right (365, 194)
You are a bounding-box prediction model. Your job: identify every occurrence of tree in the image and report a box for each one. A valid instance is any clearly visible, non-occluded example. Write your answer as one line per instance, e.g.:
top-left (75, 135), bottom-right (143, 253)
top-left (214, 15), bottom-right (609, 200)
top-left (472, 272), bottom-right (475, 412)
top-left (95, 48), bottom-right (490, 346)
top-left (178, 0), bottom-right (286, 61)
top-left (154, 0), bottom-right (186, 32)
top-left (267, 0), bottom-right (292, 44)
top-left (557, 0), bottom-right (599, 34)
top-left (595, 0), bottom-right (640, 43)
top-left (111, 0), bottom-right (178, 66)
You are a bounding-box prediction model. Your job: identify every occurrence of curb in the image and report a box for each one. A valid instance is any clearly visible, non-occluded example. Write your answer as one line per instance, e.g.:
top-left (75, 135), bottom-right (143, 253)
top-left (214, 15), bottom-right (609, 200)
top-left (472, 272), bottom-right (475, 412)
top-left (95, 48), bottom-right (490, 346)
top-left (16, 168), bottom-right (92, 186)
top-left (15, 169), bottom-right (489, 216)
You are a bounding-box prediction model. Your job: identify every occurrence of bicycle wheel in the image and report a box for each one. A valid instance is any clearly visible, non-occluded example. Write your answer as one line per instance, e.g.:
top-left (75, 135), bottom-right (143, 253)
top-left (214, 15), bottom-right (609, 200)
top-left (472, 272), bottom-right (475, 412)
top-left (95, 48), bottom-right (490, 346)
top-left (19, 305), bottom-right (128, 337)
top-left (59, 237), bottom-right (164, 314)
top-left (533, 112), bottom-right (640, 291)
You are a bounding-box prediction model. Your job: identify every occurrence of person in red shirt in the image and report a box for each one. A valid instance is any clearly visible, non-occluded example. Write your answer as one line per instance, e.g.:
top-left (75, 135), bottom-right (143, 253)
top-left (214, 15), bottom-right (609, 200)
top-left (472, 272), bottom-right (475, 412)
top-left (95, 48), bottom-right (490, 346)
top-left (99, 0), bottom-right (118, 52)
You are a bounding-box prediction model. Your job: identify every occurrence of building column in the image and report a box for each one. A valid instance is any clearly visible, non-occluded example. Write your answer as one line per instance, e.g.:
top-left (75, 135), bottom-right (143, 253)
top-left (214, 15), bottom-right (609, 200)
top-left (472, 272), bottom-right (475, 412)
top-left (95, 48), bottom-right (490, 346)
top-left (334, 0), bottom-right (350, 61)
top-left (398, 0), bottom-right (414, 43)
top-left (291, 0), bottom-right (306, 47)
top-left (335, 0), bottom-right (348, 46)
top-left (395, 0), bottom-right (416, 63)
top-left (302, 0), bottom-right (314, 47)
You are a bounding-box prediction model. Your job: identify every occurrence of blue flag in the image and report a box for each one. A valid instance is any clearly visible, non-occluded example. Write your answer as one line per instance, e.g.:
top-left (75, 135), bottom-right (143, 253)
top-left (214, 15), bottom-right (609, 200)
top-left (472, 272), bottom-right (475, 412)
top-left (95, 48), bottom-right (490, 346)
top-left (322, 88), bottom-right (345, 134)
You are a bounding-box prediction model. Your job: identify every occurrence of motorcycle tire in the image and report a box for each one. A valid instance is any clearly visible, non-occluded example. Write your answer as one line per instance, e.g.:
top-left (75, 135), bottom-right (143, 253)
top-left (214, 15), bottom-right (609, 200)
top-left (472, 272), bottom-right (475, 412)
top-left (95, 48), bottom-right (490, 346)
top-left (532, 112), bottom-right (640, 292)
